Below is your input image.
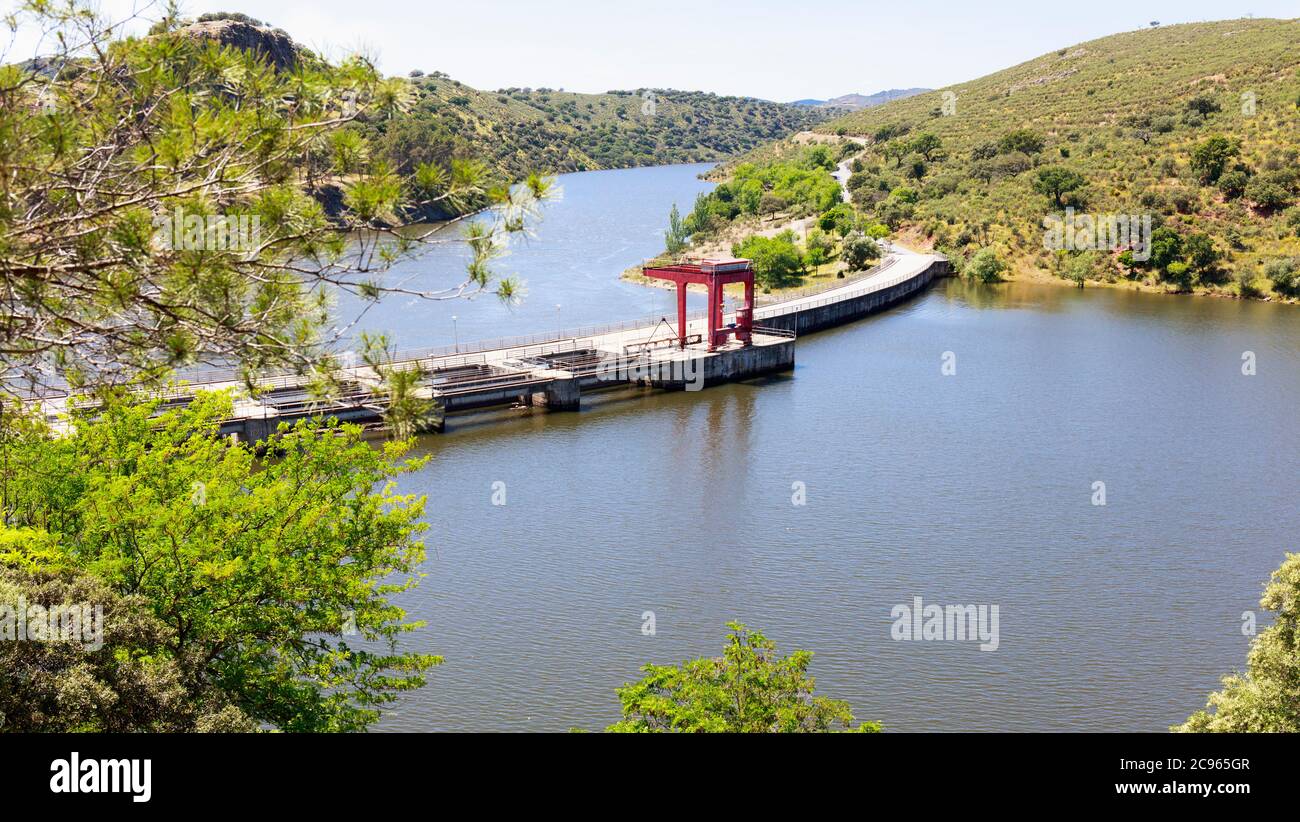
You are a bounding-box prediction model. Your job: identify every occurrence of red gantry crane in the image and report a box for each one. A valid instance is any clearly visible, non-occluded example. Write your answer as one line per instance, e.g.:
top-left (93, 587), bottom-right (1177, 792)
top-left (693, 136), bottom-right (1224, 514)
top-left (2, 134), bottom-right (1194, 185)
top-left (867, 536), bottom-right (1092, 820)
top-left (641, 258), bottom-right (754, 352)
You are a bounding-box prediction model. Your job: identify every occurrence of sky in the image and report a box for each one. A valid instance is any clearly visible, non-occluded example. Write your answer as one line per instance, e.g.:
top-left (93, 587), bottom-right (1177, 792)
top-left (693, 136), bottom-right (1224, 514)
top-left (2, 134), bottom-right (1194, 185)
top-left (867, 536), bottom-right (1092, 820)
top-left (9, 0), bottom-right (1299, 100)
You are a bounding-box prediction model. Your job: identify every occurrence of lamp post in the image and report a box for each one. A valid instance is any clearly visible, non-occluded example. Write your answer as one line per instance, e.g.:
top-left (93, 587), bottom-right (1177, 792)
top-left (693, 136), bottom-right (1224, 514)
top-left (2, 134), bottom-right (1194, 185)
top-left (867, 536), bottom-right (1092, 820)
top-left (451, 315), bottom-right (458, 353)
top-left (555, 304), bottom-right (562, 339)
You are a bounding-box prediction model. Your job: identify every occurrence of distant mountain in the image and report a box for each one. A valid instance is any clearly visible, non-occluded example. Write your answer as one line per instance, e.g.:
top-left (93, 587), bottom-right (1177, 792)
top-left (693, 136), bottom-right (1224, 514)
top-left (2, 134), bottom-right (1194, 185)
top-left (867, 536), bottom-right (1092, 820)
top-left (791, 89), bottom-right (930, 110)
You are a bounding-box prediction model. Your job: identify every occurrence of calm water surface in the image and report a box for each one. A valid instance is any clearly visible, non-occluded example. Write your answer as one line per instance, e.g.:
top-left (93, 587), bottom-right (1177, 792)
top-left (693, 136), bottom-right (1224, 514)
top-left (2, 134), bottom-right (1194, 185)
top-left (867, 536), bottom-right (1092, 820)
top-left (362, 164), bottom-right (1299, 732)
top-left (336, 163), bottom-right (716, 347)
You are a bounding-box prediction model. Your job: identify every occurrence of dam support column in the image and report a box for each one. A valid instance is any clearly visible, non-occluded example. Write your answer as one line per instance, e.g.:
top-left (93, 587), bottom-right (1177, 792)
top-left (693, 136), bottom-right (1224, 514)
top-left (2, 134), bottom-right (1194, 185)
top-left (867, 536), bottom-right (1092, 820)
top-left (532, 373), bottom-right (580, 412)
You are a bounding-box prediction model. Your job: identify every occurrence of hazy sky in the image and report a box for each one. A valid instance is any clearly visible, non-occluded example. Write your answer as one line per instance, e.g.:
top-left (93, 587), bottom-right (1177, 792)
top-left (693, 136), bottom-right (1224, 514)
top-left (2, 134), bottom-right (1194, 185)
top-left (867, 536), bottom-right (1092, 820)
top-left (11, 0), bottom-right (1299, 100)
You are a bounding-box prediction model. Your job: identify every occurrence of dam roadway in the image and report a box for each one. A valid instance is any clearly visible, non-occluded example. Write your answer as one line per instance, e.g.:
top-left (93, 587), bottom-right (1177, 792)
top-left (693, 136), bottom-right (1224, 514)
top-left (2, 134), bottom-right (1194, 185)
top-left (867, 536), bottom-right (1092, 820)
top-left (44, 246), bottom-right (948, 437)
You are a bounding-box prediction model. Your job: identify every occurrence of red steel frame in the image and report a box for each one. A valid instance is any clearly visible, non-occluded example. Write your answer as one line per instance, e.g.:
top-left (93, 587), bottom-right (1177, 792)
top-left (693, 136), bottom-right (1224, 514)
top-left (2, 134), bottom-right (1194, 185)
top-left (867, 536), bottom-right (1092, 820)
top-left (641, 259), bottom-right (754, 351)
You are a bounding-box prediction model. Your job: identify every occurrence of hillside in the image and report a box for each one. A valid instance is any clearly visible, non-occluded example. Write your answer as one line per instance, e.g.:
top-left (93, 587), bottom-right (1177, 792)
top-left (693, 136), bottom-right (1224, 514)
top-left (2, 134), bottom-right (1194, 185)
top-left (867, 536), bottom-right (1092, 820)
top-left (151, 15), bottom-right (834, 189)
top-left (363, 73), bottom-right (836, 180)
top-left (792, 89), bottom-right (929, 110)
top-left (730, 19), bottom-right (1300, 299)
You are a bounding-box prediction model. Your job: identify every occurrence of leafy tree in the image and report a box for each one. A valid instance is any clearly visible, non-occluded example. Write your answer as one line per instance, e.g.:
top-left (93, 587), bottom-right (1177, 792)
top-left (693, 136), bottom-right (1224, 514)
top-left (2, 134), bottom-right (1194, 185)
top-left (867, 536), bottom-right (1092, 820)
top-left (1033, 167), bottom-right (1087, 208)
top-left (804, 228), bottom-right (834, 268)
top-left (1218, 170), bottom-right (1250, 200)
top-left (1176, 553), bottom-right (1300, 731)
top-left (1, 394), bottom-right (438, 731)
top-left (1246, 177), bottom-right (1294, 211)
top-left (1189, 136), bottom-right (1239, 184)
top-left (965, 247), bottom-right (1006, 283)
top-left (0, 559), bottom-right (255, 732)
top-left (607, 622), bottom-right (880, 733)
top-left (817, 203), bottom-right (856, 236)
top-left (842, 231), bottom-right (881, 270)
top-left (908, 132), bottom-right (943, 162)
top-left (664, 203), bottom-right (689, 255)
top-left (1185, 95), bottom-right (1222, 116)
top-left (998, 129), bottom-right (1045, 155)
top-left (1163, 260), bottom-right (1193, 289)
top-left (1263, 257), bottom-right (1300, 297)
top-left (732, 232), bottom-right (806, 288)
top-left (1183, 233), bottom-right (1219, 278)
top-left (1146, 227), bottom-right (1180, 271)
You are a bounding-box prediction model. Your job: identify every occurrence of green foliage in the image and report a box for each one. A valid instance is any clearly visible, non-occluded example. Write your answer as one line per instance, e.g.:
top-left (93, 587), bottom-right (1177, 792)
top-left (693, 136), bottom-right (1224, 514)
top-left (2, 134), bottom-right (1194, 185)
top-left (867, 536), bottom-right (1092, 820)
top-left (365, 81), bottom-right (834, 181)
top-left (732, 231), bottom-right (807, 288)
top-left (689, 147), bottom-right (843, 234)
top-left (804, 228), bottom-right (834, 268)
top-left (1148, 226), bottom-right (1184, 272)
top-left (1033, 166), bottom-right (1087, 207)
top-left (0, 559), bottom-right (256, 731)
top-left (908, 132), bottom-right (944, 161)
top-left (1189, 135), bottom-right (1238, 184)
top-left (606, 622), bottom-right (880, 733)
top-left (1218, 169), bottom-right (1250, 199)
top-left (664, 203), bottom-right (689, 255)
top-left (1246, 176), bottom-right (1294, 211)
top-left (817, 202), bottom-right (856, 236)
top-left (767, 19), bottom-right (1300, 298)
top-left (1, 1), bottom-right (550, 393)
top-left (1176, 553), bottom-right (1300, 731)
top-left (998, 129), bottom-right (1045, 155)
top-left (1263, 257), bottom-right (1300, 297)
top-left (965, 247), bottom-right (1006, 282)
top-left (1, 394), bottom-right (438, 731)
top-left (842, 231), bottom-right (881, 270)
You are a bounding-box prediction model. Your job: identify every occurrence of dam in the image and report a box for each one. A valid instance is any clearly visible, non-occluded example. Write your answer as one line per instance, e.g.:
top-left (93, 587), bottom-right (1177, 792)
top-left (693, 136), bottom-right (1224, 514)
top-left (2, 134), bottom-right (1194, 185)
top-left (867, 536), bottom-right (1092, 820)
top-left (38, 247), bottom-right (948, 438)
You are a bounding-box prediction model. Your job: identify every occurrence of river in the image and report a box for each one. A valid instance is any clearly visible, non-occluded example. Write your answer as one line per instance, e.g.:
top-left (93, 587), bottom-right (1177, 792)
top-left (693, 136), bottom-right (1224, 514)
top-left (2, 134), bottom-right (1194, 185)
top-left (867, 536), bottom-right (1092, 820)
top-left (357, 163), bottom-right (1299, 732)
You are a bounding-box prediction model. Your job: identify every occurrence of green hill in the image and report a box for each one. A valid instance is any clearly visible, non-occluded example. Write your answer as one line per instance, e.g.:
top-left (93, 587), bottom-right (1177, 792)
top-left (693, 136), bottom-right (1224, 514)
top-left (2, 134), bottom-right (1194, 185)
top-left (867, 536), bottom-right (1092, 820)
top-left (746, 19), bottom-right (1300, 299)
top-left (151, 14), bottom-right (836, 213)
top-left (365, 73), bottom-right (837, 180)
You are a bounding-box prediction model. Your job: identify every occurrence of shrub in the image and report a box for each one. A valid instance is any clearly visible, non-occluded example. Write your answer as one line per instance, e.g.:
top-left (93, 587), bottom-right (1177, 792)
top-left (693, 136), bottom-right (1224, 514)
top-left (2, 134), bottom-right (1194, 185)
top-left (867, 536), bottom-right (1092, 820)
top-left (1246, 178), bottom-right (1293, 211)
top-left (1218, 170), bottom-right (1250, 199)
top-left (965, 247), bottom-right (1006, 282)
top-left (1264, 257), bottom-right (1300, 297)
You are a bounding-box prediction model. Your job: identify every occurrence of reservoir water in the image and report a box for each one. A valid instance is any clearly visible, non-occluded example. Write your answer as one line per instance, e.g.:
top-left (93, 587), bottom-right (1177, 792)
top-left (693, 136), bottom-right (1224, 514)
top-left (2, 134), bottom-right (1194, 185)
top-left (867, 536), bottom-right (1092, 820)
top-left (361, 163), bottom-right (1299, 732)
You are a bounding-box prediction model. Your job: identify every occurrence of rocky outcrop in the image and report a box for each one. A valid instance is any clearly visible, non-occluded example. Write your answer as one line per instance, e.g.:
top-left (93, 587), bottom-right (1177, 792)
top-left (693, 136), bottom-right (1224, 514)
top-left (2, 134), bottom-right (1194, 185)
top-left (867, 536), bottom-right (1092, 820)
top-left (173, 20), bottom-right (301, 71)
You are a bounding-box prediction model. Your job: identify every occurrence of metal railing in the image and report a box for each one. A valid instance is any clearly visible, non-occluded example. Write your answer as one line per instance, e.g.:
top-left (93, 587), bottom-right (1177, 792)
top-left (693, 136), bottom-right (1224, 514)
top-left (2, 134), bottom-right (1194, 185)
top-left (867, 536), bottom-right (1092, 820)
top-left (754, 256), bottom-right (897, 306)
top-left (755, 257), bottom-right (929, 320)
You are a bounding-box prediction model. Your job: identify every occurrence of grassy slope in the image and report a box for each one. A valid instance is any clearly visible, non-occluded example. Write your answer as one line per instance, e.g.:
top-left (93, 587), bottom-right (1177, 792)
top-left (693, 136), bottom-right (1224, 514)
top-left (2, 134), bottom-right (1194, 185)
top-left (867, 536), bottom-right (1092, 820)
top-left (372, 73), bottom-right (837, 178)
top-left (800, 19), bottom-right (1300, 296)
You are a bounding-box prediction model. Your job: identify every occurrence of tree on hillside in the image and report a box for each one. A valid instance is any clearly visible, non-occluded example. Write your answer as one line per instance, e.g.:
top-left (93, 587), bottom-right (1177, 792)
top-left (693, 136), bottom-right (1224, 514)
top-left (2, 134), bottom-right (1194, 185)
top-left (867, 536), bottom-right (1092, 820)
top-left (1183, 233), bottom-right (1220, 280)
top-left (1147, 227), bottom-right (1184, 273)
top-left (998, 129), bottom-right (1045, 155)
top-left (1176, 552), bottom-right (1300, 732)
top-left (1263, 257), bottom-right (1300, 297)
top-left (607, 622), bottom-right (880, 733)
top-left (1033, 167), bottom-right (1087, 208)
top-left (0, 1), bottom-right (552, 397)
top-left (1190, 136), bottom-right (1239, 184)
top-left (908, 132), bottom-right (944, 162)
top-left (1246, 177), bottom-right (1294, 212)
